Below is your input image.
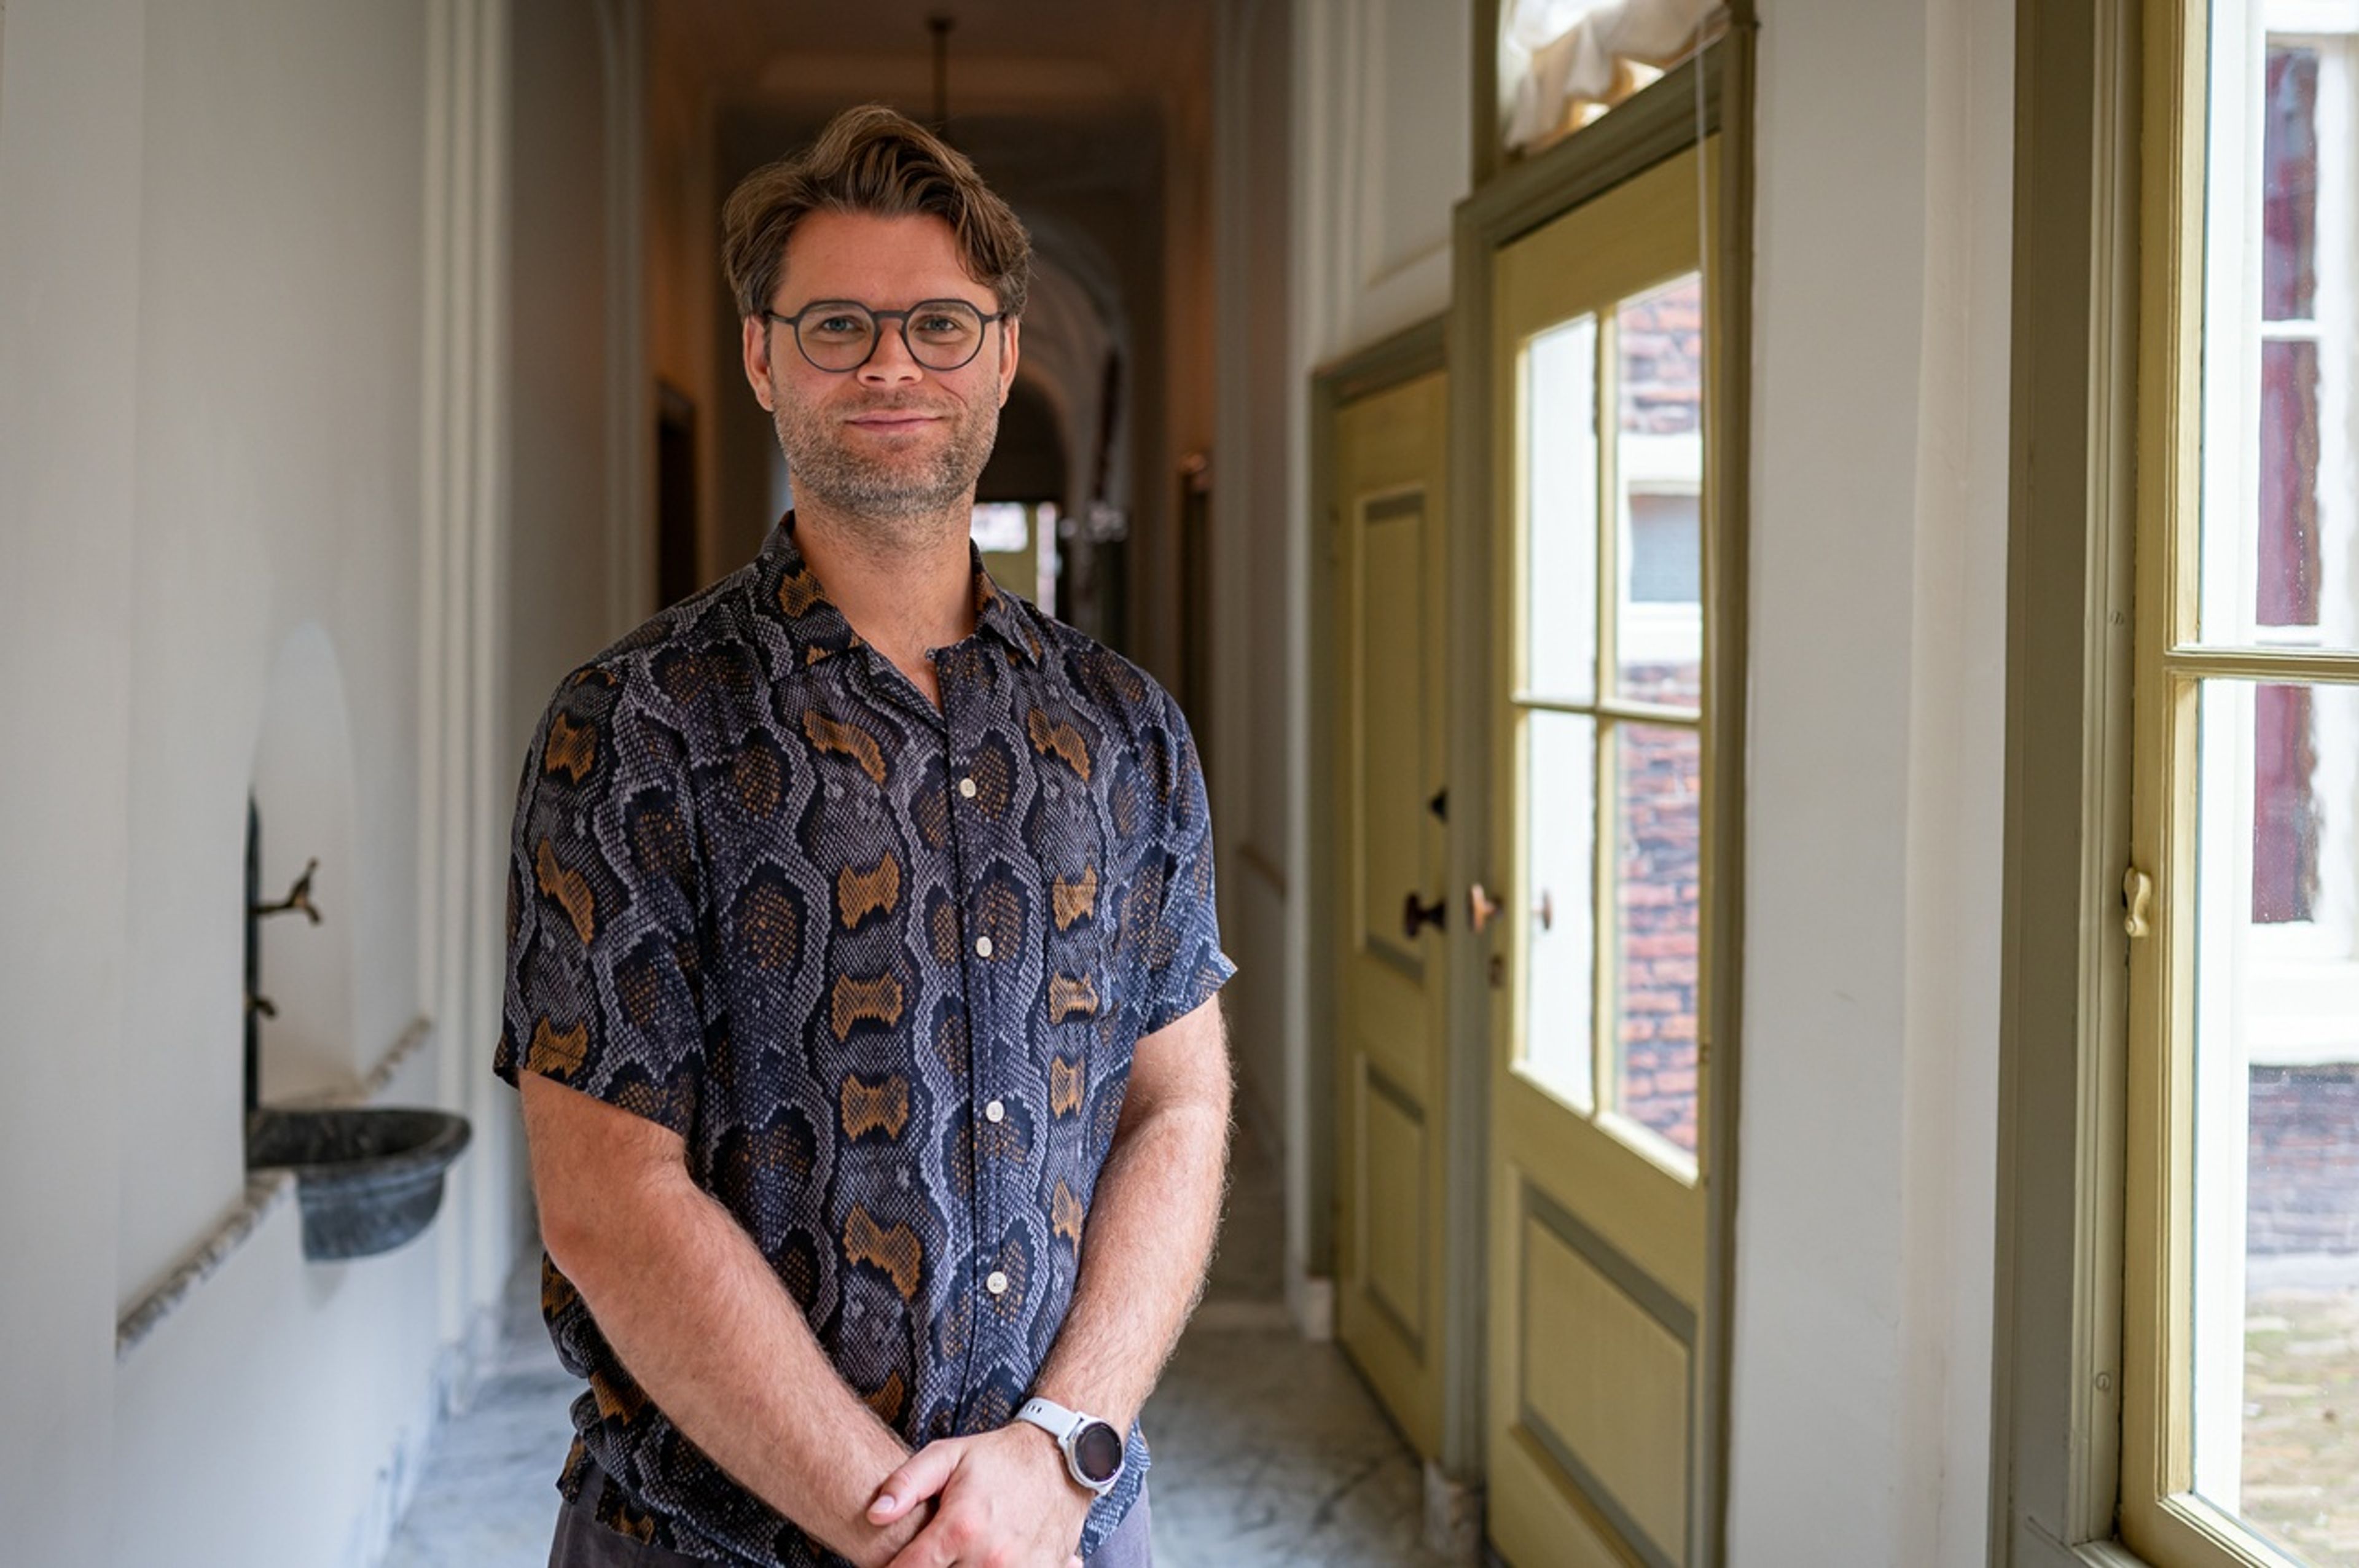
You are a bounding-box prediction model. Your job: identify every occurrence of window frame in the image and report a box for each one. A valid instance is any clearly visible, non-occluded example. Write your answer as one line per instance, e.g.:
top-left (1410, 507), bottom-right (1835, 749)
top-left (2123, 0), bottom-right (2359, 1561)
top-left (1995, 0), bottom-right (2359, 1564)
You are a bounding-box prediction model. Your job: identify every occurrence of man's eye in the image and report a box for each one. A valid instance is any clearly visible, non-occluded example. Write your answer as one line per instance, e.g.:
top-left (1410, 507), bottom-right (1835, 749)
top-left (915, 314), bottom-right (972, 338)
top-left (810, 314), bottom-right (867, 338)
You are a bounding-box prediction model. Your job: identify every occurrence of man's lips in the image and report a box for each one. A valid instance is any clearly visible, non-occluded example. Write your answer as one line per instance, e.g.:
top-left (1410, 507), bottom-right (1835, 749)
top-left (845, 408), bottom-right (945, 431)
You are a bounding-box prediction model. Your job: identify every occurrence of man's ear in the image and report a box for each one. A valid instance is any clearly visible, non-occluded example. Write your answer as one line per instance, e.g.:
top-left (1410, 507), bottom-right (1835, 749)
top-left (996, 317), bottom-right (1022, 408)
top-left (742, 315), bottom-right (777, 412)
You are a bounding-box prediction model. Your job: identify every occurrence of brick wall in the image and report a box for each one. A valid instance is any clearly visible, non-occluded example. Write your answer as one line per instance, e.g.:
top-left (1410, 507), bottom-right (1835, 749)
top-left (1619, 278), bottom-right (1704, 436)
top-left (1616, 697), bottom-right (1702, 1153)
top-left (2250, 1065), bottom-right (2359, 1254)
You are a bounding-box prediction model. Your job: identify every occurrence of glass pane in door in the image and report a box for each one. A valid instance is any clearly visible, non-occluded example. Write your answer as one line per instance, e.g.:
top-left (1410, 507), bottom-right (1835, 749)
top-left (1522, 709), bottom-right (1598, 1109)
top-left (1608, 720), bottom-right (1702, 1171)
top-left (1525, 314), bottom-right (1600, 704)
top-left (1615, 274), bottom-right (1704, 708)
top-left (2190, 679), bottom-right (2359, 1559)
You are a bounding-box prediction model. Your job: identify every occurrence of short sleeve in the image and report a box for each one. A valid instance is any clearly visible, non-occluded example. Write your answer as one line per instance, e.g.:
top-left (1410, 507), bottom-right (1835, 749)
top-left (493, 663), bottom-right (708, 1134)
top-left (1132, 693), bottom-right (1238, 1037)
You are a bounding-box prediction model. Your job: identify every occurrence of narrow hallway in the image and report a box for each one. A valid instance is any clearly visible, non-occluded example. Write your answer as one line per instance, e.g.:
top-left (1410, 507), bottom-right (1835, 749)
top-left (386, 1122), bottom-right (1455, 1567)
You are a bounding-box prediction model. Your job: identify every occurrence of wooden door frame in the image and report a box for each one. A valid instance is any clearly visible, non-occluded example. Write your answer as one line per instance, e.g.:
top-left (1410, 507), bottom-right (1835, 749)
top-left (1986, 0), bottom-right (2147, 1559)
top-left (1445, 32), bottom-right (1756, 1559)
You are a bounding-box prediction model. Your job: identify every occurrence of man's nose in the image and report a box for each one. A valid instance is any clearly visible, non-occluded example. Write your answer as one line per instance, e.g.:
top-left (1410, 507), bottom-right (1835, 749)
top-left (856, 323), bottom-right (925, 387)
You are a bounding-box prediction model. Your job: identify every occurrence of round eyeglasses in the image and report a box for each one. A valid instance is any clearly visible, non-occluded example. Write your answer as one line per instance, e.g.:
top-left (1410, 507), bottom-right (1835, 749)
top-left (763, 298), bottom-right (1007, 374)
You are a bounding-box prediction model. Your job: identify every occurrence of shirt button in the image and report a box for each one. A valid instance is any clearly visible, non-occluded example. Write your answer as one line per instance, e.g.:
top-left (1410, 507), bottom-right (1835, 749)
top-left (975, 935), bottom-right (993, 958)
top-left (986, 1270), bottom-right (1009, 1297)
top-left (958, 776), bottom-right (978, 799)
top-left (985, 1099), bottom-right (1006, 1123)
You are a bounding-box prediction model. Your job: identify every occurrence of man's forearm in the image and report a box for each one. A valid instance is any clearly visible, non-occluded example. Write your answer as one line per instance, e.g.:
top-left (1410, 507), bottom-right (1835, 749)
top-left (1029, 1036), bottom-right (1232, 1430)
top-left (548, 1168), bottom-right (916, 1565)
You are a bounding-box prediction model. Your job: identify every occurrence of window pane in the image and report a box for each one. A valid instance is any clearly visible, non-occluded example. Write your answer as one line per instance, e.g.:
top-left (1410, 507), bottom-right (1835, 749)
top-left (1610, 720), bottom-right (1702, 1163)
top-left (1616, 276), bottom-right (1704, 709)
top-left (1525, 314), bottom-right (1600, 703)
top-left (2257, 338), bottom-right (2323, 630)
top-left (2198, 29), bottom-right (2352, 653)
top-left (2263, 45), bottom-right (2318, 323)
top-left (2255, 682), bottom-right (2319, 921)
top-left (2192, 681), bottom-right (2359, 1559)
top-left (1522, 709), bottom-right (1598, 1109)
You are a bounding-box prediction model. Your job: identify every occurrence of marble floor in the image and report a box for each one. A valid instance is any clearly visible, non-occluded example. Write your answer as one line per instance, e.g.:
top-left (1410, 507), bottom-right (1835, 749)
top-left (383, 1122), bottom-right (1452, 1567)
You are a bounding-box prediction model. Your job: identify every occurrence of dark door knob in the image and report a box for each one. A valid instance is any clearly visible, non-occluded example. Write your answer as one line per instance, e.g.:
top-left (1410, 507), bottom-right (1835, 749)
top-left (1402, 891), bottom-right (1447, 940)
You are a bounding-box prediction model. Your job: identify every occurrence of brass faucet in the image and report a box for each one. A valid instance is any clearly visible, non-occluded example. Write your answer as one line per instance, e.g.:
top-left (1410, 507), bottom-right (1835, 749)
top-left (253, 858), bottom-right (323, 925)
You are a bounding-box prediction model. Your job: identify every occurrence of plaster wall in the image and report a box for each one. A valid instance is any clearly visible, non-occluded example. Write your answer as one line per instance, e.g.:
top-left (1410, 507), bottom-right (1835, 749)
top-left (1210, 0), bottom-right (1302, 1184)
top-left (114, 0), bottom-right (429, 1317)
top-left (0, 1), bottom-right (626, 1559)
top-left (0, 1), bottom-right (144, 1558)
top-left (1727, 0), bottom-right (2014, 1560)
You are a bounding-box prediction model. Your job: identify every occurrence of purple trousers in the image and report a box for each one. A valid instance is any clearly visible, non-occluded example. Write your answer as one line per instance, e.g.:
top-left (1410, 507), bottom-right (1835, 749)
top-left (546, 1466), bottom-right (1154, 1568)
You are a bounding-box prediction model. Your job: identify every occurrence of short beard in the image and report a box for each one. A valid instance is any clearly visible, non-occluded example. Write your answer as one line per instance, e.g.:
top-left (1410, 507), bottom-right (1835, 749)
top-left (772, 377), bottom-right (999, 549)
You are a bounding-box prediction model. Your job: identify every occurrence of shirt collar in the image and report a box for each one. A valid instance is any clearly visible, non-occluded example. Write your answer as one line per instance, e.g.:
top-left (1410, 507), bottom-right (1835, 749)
top-left (752, 512), bottom-right (1044, 669)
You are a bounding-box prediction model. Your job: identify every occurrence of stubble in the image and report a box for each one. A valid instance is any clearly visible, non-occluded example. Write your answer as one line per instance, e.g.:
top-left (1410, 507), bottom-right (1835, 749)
top-left (770, 362), bottom-right (1001, 555)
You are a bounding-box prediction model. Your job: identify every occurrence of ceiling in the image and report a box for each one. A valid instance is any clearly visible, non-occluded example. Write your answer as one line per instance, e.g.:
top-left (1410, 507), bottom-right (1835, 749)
top-left (654, 0), bottom-right (1213, 119)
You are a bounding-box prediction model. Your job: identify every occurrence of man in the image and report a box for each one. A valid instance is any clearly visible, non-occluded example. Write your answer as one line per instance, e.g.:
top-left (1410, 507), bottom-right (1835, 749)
top-left (496, 104), bottom-right (1234, 1568)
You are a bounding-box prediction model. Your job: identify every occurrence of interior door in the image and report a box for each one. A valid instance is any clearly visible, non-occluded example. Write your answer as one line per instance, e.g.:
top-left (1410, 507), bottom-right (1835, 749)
top-left (1485, 142), bottom-right (1719, 1567)
top-left (1331, 367), bottom-right (1451, 1460)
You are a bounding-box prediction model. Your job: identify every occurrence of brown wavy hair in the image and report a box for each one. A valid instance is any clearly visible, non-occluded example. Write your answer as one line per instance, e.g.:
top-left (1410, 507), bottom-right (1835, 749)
top-left (721, 104), bottom-right (1032, 322)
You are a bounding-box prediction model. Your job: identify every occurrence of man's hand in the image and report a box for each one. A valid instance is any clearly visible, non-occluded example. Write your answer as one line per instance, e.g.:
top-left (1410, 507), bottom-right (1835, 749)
top-left (866, 1424), bottom-right (1095, 1568)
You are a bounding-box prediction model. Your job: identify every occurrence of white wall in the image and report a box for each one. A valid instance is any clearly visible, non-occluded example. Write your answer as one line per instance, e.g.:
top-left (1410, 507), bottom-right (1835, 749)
top-left (0, 2), bottom-right (629, 1560)
top-left (0, 1), bottom-right (144, 1557)
top-left (1726, 0), bottom-right (2014, 1561)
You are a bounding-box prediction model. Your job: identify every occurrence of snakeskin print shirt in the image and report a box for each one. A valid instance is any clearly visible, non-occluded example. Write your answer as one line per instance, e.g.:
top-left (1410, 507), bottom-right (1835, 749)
top-left (495, 514), bottom-right (1235, 1566)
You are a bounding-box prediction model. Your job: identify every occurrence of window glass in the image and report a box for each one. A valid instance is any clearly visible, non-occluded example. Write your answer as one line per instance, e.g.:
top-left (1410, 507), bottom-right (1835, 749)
top-left (1615, 275), bottom-right (1704, 708)
top-left (2191, 681), bottom-right (2359, 1557)
top-left (1609, 720), bottom-right (1702, 1166)
top-left (1522, 710), bottom-right (1599, 1109)
top-left (2199, 31), bottom-right (2352, 650)
top-left (1526, 314), bottom-right (1600, 703)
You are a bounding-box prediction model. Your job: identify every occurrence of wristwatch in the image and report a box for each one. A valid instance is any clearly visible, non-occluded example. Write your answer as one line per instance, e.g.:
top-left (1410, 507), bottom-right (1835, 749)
top-left (1014, 1397), bottom-right (1125, 1496)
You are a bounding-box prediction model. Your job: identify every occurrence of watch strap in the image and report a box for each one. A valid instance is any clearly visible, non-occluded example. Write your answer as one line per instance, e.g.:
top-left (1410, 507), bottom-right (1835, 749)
top-left (1016, 1396), bottom-right (1083, 1441)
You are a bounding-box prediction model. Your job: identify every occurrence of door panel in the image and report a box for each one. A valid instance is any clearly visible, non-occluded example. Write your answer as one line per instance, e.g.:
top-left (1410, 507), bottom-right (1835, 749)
top-left (1488, 143), bottom-right (1718, 1567)
top-left (1332, 369), bottom-right (1450, 1461)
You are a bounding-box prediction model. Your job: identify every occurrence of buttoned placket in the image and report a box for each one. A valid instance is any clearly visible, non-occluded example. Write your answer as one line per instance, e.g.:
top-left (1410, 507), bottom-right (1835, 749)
top-left (928, 638), bottom-right (1017, 1429)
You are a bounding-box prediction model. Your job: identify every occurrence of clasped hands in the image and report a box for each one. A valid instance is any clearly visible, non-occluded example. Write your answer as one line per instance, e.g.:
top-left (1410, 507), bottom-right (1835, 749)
top-left (856, 1422), bottom-right (1096, 1568)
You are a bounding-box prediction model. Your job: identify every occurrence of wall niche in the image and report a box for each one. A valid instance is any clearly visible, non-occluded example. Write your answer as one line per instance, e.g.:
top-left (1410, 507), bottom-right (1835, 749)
top-left (247, 622), bottom-right (361, 1107)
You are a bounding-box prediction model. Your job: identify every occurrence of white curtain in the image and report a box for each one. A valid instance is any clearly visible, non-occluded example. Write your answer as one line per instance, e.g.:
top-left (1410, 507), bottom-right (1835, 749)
top-left (1501, 0), bottom-right (1723, 152)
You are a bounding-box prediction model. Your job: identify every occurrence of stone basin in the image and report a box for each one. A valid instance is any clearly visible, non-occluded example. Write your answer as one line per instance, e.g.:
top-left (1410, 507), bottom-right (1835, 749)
top-left (246, 1106), bottom-right (472, 1262)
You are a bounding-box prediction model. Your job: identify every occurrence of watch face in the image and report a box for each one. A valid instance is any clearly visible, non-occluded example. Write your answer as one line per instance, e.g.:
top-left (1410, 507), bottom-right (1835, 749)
top-left (1071, 1419), bottom-right (1124, 1486)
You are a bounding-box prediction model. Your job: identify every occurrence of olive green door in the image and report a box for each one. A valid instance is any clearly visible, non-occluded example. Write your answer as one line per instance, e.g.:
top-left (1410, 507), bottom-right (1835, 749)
top-left (1330, 367), bottom-right (1451, 1460)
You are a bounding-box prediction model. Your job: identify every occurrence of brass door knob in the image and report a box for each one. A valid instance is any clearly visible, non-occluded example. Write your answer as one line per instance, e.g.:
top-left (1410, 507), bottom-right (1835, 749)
top-left (1468, 882), bottom-right (1500, 934)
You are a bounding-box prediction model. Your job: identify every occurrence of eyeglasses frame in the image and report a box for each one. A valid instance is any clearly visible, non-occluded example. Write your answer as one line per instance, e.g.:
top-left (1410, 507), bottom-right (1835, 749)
top-left (761, 298), bottom-right (1011, 375)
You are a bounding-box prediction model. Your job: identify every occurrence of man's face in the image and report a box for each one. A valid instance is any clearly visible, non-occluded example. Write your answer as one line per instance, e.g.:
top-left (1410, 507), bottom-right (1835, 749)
top-left (743, 211), bottom-right (1020, 528)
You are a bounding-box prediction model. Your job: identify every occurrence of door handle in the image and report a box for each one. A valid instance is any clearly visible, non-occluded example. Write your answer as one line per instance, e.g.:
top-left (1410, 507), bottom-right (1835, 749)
top-left (1402, 891), bottom-right (1447, 940)
top-left (1468, 882), bottom-right (1500, 934)
top-left (1535, 889), bottom-right (1555, 932)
